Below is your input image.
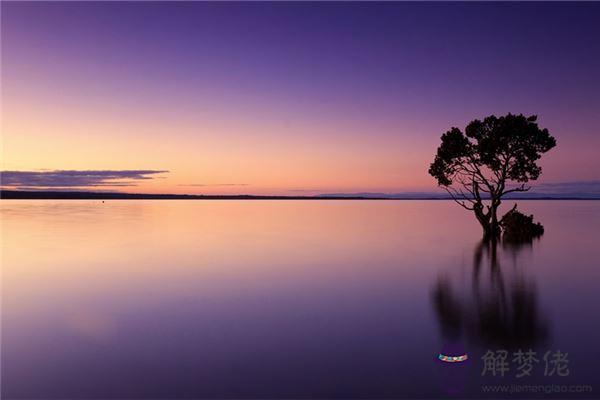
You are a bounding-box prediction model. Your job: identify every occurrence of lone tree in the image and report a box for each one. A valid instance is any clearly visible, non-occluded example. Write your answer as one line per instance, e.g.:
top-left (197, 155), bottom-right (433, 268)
top-left (429, 114), bottom-right (556, 239)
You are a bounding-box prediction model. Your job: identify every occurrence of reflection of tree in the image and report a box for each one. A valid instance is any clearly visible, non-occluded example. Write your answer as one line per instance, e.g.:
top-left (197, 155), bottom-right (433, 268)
top-left (432, 239), bottom-right (549, 350)
top-left (432, 277), bottom-right (463, 340)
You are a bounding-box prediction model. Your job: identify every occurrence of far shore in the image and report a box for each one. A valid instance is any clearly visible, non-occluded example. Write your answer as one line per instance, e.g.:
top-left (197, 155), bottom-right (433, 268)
top-left (1, 190), bottom-right (598, 201)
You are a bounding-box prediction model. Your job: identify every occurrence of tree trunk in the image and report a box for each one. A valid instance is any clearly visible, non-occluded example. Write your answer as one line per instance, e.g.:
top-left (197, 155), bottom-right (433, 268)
top-left (489, 199), bottom-right (501, 238)
top-left (473, 202), bottom-right (492, 239)
top-left (473, 198), bottom-right (501, 240)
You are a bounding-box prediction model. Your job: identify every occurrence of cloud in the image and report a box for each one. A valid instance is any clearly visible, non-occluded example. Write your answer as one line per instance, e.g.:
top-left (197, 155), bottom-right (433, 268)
top-left (532, 180), bottom-right (600, 194)
top-left (318, 181), bottom-right (600, 199)
top-left (0, 170), bottom-right (168, 189)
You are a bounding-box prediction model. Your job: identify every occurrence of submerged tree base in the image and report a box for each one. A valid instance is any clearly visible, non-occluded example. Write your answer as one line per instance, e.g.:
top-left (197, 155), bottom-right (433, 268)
top-left (500, 207), bottom-right (544, 243)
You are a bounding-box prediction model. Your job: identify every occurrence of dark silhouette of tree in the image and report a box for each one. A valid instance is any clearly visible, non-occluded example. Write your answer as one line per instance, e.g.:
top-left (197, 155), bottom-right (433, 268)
top-left (500, 207), bottom-right (544, 243)
top-left (429, 114), bottom-right (556, 238)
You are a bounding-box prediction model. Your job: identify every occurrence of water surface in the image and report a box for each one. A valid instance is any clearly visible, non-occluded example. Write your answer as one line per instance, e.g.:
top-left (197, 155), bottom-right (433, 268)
top-left (2, 200), bottom-right (599, 398)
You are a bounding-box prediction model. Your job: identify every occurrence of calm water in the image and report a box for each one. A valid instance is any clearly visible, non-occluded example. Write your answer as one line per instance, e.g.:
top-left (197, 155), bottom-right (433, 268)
top-left (2, 200), bottom-right (599, 398)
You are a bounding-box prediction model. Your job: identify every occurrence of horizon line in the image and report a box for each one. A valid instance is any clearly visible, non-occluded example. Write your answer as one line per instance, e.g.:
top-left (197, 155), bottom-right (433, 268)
top-left (1, 190), bottom-right (599, 201)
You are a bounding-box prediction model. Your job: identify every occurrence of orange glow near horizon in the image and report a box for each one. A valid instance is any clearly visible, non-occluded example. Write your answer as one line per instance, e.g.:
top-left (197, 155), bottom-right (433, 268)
top-left (1, 76), bottom-right (442, 195)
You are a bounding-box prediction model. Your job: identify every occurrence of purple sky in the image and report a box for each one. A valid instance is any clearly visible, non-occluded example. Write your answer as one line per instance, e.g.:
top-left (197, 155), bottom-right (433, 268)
top-left (2, 2), bottom-right (599, 194)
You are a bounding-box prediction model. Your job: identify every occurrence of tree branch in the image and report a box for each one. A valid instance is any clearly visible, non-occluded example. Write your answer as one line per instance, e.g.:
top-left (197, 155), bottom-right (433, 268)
top-left (502, 184), bottom-right (531, 195)
top-left (443, 186), bottom-right (475, 210)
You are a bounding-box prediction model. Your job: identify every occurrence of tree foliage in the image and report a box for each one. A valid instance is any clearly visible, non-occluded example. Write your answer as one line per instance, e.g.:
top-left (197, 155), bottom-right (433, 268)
top-left (500, 207), bottom-right (544, 243)
top-left (429, 114), bottom-right (556, 238)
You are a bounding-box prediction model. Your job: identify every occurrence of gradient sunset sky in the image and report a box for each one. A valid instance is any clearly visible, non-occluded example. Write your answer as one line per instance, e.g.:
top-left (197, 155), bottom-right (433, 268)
top-left (2, 2), bottom-right (599, 195)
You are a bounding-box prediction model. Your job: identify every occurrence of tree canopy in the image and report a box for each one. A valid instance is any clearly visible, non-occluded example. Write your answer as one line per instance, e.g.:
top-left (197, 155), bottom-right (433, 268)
top-left (429, 113), bottom-right (556, 238)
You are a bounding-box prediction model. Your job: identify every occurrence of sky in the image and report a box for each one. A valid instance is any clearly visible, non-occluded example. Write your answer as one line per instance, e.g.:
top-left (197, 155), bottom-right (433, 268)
top-left (1, 2), bottom-right (599, 195)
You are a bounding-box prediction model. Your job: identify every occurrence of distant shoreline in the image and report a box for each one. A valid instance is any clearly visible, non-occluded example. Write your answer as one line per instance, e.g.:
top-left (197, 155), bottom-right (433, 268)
top-left (1, 190), bottom-right (598, 200)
